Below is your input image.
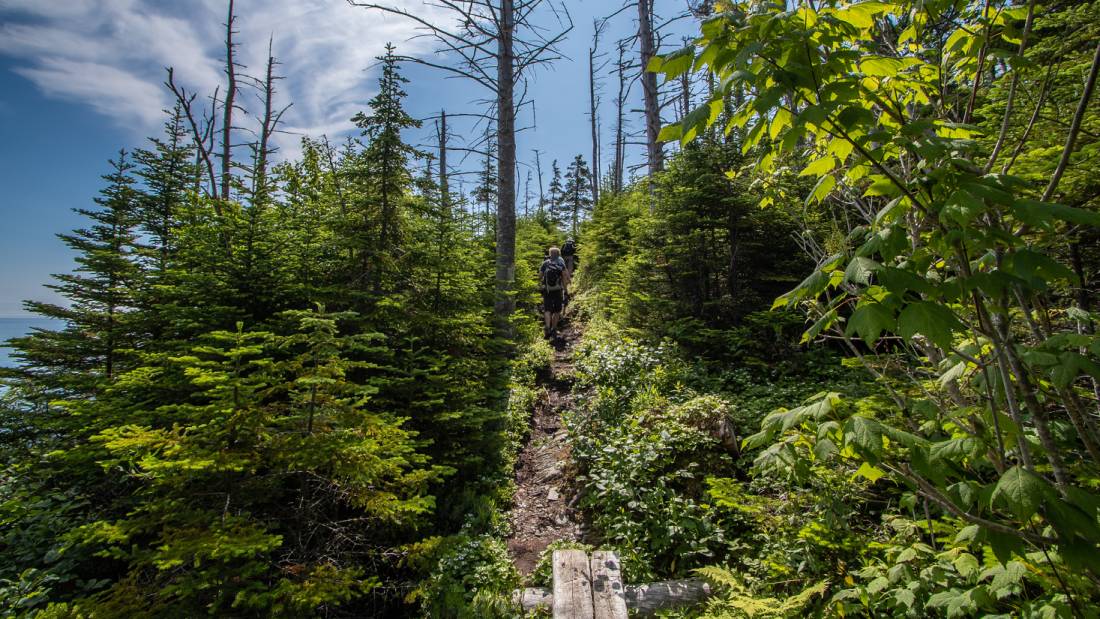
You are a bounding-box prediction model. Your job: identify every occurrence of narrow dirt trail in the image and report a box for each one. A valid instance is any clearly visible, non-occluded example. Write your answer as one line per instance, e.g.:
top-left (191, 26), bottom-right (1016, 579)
top-left (505, 322), bottom-right (588, 576)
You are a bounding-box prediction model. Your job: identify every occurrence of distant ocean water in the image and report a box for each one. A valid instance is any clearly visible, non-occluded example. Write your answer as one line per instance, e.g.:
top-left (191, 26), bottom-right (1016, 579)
top-left (0, 317), bottom-right (64, 367)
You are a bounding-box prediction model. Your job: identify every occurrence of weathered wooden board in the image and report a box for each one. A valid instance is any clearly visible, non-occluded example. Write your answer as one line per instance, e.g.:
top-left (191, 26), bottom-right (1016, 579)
top-left (513, 587), bottom-right (553, 612)
top-left (516, 579), bottom-right (713, 616)
top-left (552, 550), bottom-right (594, 619)
top-left (515, 551), bottom-right (714, 617)
top-left (625, 579), bottom-right (713, 616)
top-left (590, 551), bottom-right (628, 619)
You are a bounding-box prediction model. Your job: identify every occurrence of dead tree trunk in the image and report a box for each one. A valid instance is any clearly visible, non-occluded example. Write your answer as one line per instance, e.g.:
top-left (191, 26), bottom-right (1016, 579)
top-left (435, 110), bottom-right (450, 310)
top-left (221, 0), bottom-right (238, 202)
top-left (638, 0), bottom-right (663, 175)
top-left (588, 21), bottom-right (605, 207)
top-left (439, 110), bottom-right (450, 208)
top-left (613, 41), bottom-right (627, 194)
top-left (251, 38), bottom-right (290, 208)
top-left (535, 149), bottom-right (546, 216)
top-left (495, 0), bottom-right (518, 329)
top-left (680, 65), bottom-right (691, 122)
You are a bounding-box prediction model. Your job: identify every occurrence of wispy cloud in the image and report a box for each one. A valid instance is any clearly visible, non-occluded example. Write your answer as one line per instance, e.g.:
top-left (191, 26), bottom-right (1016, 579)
top-left (0, 0), bottom-right (448, 154)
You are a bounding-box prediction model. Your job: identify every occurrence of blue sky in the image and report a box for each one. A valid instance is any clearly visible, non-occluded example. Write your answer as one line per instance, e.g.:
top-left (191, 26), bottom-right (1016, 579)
top-left (0, 0), bottom-right (694, 317)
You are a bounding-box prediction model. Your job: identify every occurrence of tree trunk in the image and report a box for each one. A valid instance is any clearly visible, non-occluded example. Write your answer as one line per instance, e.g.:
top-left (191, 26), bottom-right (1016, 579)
top-left (251, 39), bottom-right (279, 208)
top-left (589, 44), bottom-right (601, 207)
top-left (638, 0), bottom-right (663, 175)
top-left (614, 42), bottom-right (626, 194)
top-left (434, 110), bottom-right (450, 311)
top-left (680, 68), bottom-right (691, 122)
top-left (439, 110), bottom-right (450, 208)
top-left (535, 149), bottom-right (546, 216)
top-left (222, 0), bottom-right (237, 202)
top-left (495, 0), bottom-right (518, 333)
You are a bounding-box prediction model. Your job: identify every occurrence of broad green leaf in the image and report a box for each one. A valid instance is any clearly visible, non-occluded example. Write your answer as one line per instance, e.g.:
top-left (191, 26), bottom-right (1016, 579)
top-left (985, 561), bottom-right (1027, 594)
top-left (1061, 538), bottom-right (1100, 576)
top-left (800, 155), bottom-right (838, 177)
top-left (769, 108), bottom-right (792, 140)
top-left (953, 553), bottom-right (980, 580)
top-left (863, 177), bottom-right (900, 197)
top-left (898, 301), bottom-right (963, 350)
top-left (659, 47), bottom-right (695, 82)
top-left (845, 416), bottom-right (884, 460)
top-left (835, 2), bottom-right (890, 29)
top-left (861, 56), bottom-right (905, 77)
top-left (854, 462), bottom-right (885, 483)
top-left (930, 437), bottom-right (982, 463)
top-left (941, 189), bottom-right (984, 226)
top-left (990, 466), bottom-right (1046, 521)
top-left (1005, 249), bottom-right (1076, 289)
top-left (1052, 352), bottom-right (1100, 389)
top-left (658, 123), bottom-right (683, 142)
top-left (956, 525), bottom-right (981, 544)
top-left (807, 174), bottom-right (836, 204)
top-left (844, 256), bottom-right (882, 285)
top-left (802, 308), bottom-right (839, 343)
top-left (1013, 199), bottom-right (1100, 228)
top-left (846, 303), bottom-right (894, 345)
top-left (814, 438), bottom-right (839, 461)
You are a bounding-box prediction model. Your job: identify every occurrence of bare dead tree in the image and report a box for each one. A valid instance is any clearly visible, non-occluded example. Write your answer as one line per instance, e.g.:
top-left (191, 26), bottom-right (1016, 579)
top-left (248, 37), bottom-right (292, 208)
top-left (438, 110), bottom-right (450, 213)
top-left (434, 110), bottom-right (451, 309)
top-left (638, 0), bottom-right (664, 175)
top-left (221, 0), bottom-right (241, 201)
top-left (524, 169), bottom-right (533, 216)
top-left (611, 39), bottom-right (635, 194)
top-left (679, 37), bottom-right (693, 123)
top-left (349, 0), bottom-right (573, 332)
top-left (166, 70), bottom-right (220, 207)
top-left (589, 19), bottom-right (609, 207)
top-left (534, 149), bottom-right (546, 216)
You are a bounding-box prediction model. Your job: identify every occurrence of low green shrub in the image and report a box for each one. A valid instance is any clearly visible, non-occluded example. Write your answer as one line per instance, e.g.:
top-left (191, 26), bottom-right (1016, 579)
top-left (414, 534), bottom-right (520, 619)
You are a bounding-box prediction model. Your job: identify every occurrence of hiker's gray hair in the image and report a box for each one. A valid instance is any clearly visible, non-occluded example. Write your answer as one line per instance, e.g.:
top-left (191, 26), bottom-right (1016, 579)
top-left (549, 247), bottom-right (561, 258)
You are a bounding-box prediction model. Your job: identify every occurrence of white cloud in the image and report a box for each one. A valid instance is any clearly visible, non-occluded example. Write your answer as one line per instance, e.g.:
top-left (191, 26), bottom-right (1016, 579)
top-left (14, 59), bottom-right (168, 127)
top-left (0, 0), bottom-right (449, 152)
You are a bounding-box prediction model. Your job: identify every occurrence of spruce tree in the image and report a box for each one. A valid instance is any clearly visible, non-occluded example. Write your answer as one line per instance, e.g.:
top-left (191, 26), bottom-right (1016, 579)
top-left (563, 154), bottom-right (593, 235)
top-left (351, 44), bottom-right (421, 293)
top-left (132, 105), bottom-right (196, 274)
top-left (547, 159), bottom-right (564, 226)
top-left (15, 152), bottom-right (142, 393)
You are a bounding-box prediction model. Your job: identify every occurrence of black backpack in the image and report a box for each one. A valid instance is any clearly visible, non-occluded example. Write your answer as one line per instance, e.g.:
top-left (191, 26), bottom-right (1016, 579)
top-left (543, 260), bottom-right (564, 292)
top-left (562, 240), bottom-right (576, 257)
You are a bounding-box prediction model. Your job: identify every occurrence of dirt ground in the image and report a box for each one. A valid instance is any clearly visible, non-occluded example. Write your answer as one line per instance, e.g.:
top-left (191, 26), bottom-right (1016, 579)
top-left (505, 321), bottom-right (590, 576)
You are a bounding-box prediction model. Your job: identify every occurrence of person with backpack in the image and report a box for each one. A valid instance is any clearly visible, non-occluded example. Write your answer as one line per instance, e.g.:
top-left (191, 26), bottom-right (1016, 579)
top-left (561, 238), bottom-right (578, 277)
top-left (540, 246), bottom-right (570, 338)
top-left (561, 238), bottom-right (578, 307)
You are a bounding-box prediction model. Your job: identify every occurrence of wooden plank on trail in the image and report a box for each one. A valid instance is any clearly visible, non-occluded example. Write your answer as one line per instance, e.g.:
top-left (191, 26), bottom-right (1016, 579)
top-left (552, 550), bottom-right (594, 619)
top-left (625, 579), bottom-right (713, 616)
top-left (513, 587), bottom-right (553, 612)
top-left (590, 551), bottom-right (628, 619)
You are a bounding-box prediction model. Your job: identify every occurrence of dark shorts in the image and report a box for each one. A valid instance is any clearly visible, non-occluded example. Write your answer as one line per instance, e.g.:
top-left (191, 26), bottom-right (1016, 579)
top-left (542, 289), bottom-right (564, 313)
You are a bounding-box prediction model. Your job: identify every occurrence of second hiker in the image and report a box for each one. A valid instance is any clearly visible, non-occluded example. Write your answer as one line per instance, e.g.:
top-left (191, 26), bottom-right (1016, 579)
top-left (540, 246), bottom-right (570, 338)
top-left (560, 237), bottom-right (578, 308)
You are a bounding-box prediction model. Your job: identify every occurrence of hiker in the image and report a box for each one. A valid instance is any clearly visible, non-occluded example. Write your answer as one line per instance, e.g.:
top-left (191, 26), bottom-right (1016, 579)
top-left (540, 246), bottom-right (570, 338)
top-left (561, 238), bottom-right (578, 277)
top-left (561, 238), bottom-right (578, 307)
